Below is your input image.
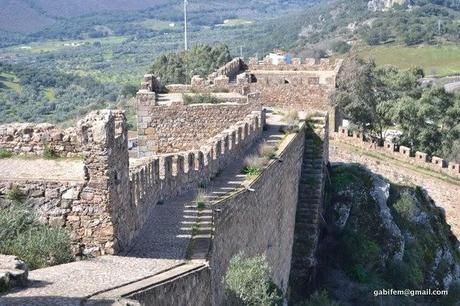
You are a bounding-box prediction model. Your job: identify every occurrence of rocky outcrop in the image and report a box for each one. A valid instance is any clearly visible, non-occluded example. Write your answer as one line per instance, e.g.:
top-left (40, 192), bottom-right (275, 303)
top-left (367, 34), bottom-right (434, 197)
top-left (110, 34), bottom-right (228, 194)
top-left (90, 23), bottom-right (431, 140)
top-left (0, 255), bottom-right (28, 291)
top-left (368, 0), bottom-right (406, 11)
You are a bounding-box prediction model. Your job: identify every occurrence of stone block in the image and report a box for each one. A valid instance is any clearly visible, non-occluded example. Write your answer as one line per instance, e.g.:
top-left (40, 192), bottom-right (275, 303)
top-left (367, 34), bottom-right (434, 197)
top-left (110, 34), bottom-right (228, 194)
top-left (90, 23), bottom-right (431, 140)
top-left (384, 142), bottom-right (397, 152)
top-left (399, 146), bottom-right (412, 158)
top-left (49, 216), bottom-right (66, 227)
top-left (415, 151), bottom-right (428, 163)
top-left (432, 156), bottom-right (447, 168)
top-left (0, 255), bottom-right (28, 289)
top-left (448, 163), bottom-right (460, 174)
top-left (214, 75), bottom-right (229, 87)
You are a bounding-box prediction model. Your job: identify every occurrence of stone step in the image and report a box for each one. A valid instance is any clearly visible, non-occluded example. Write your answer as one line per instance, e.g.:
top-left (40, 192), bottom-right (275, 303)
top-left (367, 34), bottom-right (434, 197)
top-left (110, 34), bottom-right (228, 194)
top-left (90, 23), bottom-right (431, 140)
top-left (296, 212), bottom-right (320, 221)
top-left (302, 163), bottom-right (323, 170)
top-left (295, 223), bottom-right (319, 232)
top-left (298, 195), bottom-right (322, 202)
top-left (302, 158), bottom-right (323, 163)
top-left (301, 168), bottom-right (323, 175)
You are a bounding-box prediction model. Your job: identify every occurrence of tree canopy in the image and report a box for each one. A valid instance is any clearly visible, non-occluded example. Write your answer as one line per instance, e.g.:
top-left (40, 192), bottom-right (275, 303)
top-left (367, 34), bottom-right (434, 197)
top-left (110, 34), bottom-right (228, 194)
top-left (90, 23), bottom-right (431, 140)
top-left (150, 44), bottom-right (232, 84)
top-left (332, 56), bottom-right (460, 162)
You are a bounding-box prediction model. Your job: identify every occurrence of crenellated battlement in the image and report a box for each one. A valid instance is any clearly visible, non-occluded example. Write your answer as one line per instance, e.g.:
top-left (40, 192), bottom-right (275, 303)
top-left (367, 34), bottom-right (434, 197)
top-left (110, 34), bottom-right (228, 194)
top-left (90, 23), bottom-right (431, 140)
top-left (248, 56), bottom-right (343, 72)
top-left (336, 127), bottom-right (460, 178)
top-left (129, 110), bottom-right (265, 232)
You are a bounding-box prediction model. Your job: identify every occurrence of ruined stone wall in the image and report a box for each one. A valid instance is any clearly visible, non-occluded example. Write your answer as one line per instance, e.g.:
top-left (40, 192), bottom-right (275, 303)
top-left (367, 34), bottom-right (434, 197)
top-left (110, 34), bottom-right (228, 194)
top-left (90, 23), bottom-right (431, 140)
top-left (0, 123), bottom-right (81, 157)
top-left (130, 111), bottom-right (265, 241)
top-left (0, 110), bottom-right (132, 257)
top-left (335, 127), bottom-right (460, 179)
top-left (251, 82), bottom-right (333, 110)
top-left (137, 99), bottom-right (255, 155)
top-left (208, 58), bottom-right (245, 82)
top-left (210, 126), bottom-right (304, 305)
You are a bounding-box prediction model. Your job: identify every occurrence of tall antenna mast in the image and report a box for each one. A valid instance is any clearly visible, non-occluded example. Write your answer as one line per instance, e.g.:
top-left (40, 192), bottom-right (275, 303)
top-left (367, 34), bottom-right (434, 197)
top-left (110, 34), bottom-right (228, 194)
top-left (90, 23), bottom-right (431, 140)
top-left (184, 0), bottom-right (188, 51)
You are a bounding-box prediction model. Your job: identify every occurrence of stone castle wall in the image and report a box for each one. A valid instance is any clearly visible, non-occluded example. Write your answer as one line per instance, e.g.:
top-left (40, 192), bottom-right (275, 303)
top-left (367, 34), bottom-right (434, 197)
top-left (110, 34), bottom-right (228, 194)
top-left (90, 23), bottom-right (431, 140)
top-left (208, 58), bottom-right (246, 82)
top-left (335, 127), bottom-right (460, 178)
top-left (125, 264), bottom-right (211, 306)
top-left (0, 123), bottom-right (81, 157)
top-left (137, 92), bottom-right (255, 155)
top-left (0, 110), bottom-right (132, 256)
top-left (248, 57), bottom-right (342, 72)
top-left (210, 126), bottom-right (305, 305)
top-left (129, 111), bottom-right (265, 242)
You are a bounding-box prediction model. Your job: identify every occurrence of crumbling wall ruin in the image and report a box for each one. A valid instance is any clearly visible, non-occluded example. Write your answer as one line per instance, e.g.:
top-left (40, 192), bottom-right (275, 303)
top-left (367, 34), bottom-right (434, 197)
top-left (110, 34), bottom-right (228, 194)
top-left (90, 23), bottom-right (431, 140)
top-left (0, 123), bottom-right (81, 157)
top-left (0, 110), bottom-right (131, 256)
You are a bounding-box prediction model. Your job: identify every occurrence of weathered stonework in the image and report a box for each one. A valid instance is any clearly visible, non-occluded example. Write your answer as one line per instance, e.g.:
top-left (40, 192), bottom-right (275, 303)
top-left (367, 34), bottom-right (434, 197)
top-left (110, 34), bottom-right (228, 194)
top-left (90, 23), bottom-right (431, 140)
top-left (335, 127), bottom-right (460, 178)
top-left (137, 90), bottom-right (255, 155)
top-left (0, 123), bottom-right (81, 157)
top-left (210, 126), bottom-right (306, 305)
top-left (129, 111), bottom-right (265, 244)
top-left (0, 110), bottom-right (132, 257)
top-left (125, 264), bottom-right (211, 306)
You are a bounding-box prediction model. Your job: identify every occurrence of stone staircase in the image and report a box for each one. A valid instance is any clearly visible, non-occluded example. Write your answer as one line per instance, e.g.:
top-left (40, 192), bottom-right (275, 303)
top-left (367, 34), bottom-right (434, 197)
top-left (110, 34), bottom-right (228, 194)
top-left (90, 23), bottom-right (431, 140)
top-left (289, 116), bottom-right (327, 301)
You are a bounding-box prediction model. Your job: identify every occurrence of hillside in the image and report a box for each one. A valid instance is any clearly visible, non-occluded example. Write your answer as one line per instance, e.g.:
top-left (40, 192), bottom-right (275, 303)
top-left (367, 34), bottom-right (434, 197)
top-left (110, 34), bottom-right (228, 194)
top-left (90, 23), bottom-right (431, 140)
top-left (294, 0), bottom-right (460, 55)
top-left (310, 164), bottom-right (460, 305)
top-left (0, 0), bottom-right (318, 35)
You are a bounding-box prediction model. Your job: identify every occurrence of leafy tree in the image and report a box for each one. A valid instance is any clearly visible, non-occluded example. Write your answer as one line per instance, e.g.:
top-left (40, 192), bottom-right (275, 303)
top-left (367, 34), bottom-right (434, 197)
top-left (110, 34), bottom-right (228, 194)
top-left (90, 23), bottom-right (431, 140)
top-left (332, 57), bottom-right (402, 143)
top-left (331, 41), bottom-right (351, 54)
top-left (392, 88), bottom-right (460, 161)
top-left (150, 44), bottom-right (232, 84)
top-left (224, 253), bottom-right (282, 306)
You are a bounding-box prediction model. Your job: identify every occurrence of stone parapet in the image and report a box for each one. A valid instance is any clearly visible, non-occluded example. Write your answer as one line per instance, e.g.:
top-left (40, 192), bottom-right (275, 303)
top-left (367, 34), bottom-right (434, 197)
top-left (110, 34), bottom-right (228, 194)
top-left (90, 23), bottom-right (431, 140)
top-left (335, 127), bottom-right (460, 179)
top-left (247, 57), bottom-right (342, 72)
top-left (137, 98), bottom-right (256, 155)
top-left (210, 120), bottom-right (305, 305)
top-left (129, 111), bottom-right (265, 241)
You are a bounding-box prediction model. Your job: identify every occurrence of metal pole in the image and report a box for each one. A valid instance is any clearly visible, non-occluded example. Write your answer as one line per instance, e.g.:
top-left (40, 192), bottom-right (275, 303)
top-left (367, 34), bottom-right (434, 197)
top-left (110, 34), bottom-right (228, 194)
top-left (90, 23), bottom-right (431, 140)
top-left (184, 0), bottom-right (188, 51)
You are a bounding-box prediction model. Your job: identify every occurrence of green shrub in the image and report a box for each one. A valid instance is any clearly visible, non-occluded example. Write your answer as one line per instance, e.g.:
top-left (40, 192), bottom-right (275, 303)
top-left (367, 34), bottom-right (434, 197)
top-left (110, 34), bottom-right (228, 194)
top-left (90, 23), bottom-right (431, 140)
top-left (0, 149), bottom-right (12, 159)
top-left (224, 253), bottom-right (282, 306)
top-left (195, 190), bottom-right (208, 210)
top-left (183, 93), bottom-right (221, 105)
top-left (297, 291), bottom-right (340, 306)
top-left (242, 155), bottom-right (267, 176)
top-left (393, 194), bottom-right (417, 220)
top-left (0, 204), bottom-right (73, 270)
top-left (43, 145), bottom-right (57, 159)
top-left (6, 185), bottom-right (22, 202)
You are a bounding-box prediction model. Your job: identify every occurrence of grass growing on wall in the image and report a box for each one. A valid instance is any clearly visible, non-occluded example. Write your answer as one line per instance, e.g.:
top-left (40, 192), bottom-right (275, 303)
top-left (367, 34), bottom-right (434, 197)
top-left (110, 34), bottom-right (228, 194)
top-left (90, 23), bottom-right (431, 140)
top-left (183, 93), bottom-right (221, 105)
top-left (0, 204), bottom-right (73, 270)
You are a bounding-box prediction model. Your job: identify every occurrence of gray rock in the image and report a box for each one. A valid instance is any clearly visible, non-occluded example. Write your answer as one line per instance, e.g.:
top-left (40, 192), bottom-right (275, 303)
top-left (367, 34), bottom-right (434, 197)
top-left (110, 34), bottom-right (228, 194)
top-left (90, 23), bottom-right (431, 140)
top-left (0, 255), bottom-right (29, 289)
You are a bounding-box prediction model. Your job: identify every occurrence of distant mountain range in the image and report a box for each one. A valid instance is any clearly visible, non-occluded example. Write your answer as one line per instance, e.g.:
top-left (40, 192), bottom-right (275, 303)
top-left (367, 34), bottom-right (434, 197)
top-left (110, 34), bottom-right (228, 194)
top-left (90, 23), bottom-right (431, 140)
top-left (0, 0), bottom-right (318, 34)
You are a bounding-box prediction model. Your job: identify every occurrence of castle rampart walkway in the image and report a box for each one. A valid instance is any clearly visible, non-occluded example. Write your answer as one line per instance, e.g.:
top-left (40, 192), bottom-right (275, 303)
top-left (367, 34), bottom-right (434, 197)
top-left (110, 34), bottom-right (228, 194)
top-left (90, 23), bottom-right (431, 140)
top-left (125, 112), bottom-right (284, 260)
top-left (0, 112), bottom-right (285, 305)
